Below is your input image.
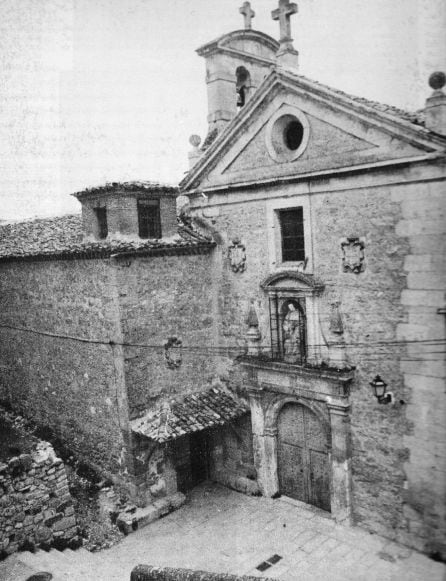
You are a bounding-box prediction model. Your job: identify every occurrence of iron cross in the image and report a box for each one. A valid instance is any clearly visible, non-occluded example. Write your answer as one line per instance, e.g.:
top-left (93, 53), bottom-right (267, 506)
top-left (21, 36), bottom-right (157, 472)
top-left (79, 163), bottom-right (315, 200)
top-left (240, 1), bottom-right (255, 30)
top-left (272, 0), bottom-right (298, 43)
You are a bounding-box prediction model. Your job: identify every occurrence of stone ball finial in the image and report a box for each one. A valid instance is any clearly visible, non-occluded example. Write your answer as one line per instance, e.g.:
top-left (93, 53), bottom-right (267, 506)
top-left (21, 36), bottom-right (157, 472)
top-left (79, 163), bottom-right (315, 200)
top-left (429, 71), bottom-right (446, 91)
top-left (189, 134), bottom-right (201, 148)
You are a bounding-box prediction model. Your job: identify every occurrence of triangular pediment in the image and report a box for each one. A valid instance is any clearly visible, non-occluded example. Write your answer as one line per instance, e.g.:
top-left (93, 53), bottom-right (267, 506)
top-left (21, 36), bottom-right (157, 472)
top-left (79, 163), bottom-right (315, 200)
top-left (223, 109), bottom-right (376, 176)
top-left (181, 69), bottom-right (445, 192)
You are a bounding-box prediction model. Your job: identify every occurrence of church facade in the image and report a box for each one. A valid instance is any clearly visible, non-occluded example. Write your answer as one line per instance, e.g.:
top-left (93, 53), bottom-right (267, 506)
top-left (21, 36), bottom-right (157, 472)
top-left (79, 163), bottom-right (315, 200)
top-left (0, 0), bottom-right (445, 562)
top-left (180, 1), bottom-right (446, 559)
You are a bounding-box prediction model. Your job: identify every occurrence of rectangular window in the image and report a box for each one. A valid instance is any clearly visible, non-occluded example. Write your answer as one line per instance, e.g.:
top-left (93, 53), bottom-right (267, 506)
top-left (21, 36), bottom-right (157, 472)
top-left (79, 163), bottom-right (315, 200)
top-left (94, 207), bottom-right (108, 239)
top-left (138, 200), bottom-right (161, 239)
top-left (279, 208), bottom-right (305, 262)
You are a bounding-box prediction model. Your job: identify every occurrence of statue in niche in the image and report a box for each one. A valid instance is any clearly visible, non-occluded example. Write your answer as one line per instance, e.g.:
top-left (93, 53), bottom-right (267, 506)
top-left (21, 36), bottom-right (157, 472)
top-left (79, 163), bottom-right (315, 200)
top-left (282, 302), bottom-right (304, 363)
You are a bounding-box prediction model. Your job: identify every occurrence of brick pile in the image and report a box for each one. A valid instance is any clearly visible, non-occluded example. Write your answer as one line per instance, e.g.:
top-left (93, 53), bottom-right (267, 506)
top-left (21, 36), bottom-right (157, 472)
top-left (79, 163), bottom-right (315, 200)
top-left (0, 442), bottom-right (79, 557)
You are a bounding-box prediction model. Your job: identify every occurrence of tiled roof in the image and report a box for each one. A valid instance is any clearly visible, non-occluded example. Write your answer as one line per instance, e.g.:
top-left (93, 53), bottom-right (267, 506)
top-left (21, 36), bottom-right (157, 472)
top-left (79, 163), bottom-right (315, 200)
top-left (283, 69), bottom-right (427, 128)
top-left (0, 214), bottom-right (214, 261)
top-left (131, 387), bottom-right (249, 443)
top-left (73, 180), bottom-right (178, 199)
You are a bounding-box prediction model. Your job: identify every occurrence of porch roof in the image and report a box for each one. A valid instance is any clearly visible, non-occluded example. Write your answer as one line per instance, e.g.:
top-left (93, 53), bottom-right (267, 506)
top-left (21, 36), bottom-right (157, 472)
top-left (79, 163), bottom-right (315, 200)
top-left (131, 387), bottom-right (249, 443)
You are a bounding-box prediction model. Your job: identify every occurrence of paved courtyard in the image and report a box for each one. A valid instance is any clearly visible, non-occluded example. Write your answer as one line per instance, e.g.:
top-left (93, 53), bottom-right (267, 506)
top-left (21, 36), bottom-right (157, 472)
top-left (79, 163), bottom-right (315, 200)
top-left (3, 482), bottom-right (445, 581)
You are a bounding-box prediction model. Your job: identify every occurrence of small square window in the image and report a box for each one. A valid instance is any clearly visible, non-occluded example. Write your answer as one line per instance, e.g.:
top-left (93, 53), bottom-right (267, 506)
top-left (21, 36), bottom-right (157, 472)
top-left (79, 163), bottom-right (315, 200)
top-left (138, 200), bottom-right (161, 239)
top-left (279, 208), bottom-right (305, 262)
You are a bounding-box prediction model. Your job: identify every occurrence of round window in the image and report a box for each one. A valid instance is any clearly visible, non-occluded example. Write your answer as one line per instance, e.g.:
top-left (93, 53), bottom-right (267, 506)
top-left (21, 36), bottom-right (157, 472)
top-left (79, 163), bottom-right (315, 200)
top-left (266, 107), bottom-right (309, 163)
top-left (284, 120), bottom-right (304, 150)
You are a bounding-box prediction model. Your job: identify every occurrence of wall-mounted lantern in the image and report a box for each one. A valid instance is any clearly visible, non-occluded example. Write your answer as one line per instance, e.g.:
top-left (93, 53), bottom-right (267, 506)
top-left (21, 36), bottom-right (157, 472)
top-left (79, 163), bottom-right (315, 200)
top-left (370, 375), bottom-right (392, 404)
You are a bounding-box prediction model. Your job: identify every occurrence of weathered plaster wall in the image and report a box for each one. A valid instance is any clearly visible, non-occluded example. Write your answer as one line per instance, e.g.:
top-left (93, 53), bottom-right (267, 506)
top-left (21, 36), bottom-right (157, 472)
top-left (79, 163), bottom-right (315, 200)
top-left (187, 163), bottom-right (446, 556)
top-left (0, 259), bottom-right (128, 476)
top-left (114, 253), bottom-right (219, 419)
top-left (0, 442), bottom-right (77, 557)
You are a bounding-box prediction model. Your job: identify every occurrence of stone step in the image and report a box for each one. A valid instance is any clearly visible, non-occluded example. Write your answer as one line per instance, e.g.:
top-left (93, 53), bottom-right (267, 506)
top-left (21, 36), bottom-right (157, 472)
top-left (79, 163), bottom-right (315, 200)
top-left (12, 545), bottom-right (138, 581)
top-left (116, 492), bottom-right (185, 534)
top-left (0, 553), bottom-right (39, 581)
top-left (15, 548), bottom-right (103, 581)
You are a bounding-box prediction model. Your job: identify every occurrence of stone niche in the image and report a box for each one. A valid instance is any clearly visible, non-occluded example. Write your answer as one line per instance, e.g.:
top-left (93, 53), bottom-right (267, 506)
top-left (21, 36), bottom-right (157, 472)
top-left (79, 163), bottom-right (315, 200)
top-left (240, 357), bottom-right (354, 525)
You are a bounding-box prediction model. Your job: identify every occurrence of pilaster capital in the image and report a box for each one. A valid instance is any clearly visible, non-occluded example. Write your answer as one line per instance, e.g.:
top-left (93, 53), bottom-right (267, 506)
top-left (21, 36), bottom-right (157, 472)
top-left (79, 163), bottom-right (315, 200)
top-left (327, 400), bottom-right (351, 416)
top-left (263, 427), bottom-right (278, 437)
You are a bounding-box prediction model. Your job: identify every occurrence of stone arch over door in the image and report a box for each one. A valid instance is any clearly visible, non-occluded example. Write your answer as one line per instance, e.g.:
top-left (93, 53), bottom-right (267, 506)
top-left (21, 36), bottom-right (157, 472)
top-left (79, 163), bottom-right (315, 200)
top-left (277, 401), bottom-right (331, 511)
top-left (250, 391), bottom-right (352, 524)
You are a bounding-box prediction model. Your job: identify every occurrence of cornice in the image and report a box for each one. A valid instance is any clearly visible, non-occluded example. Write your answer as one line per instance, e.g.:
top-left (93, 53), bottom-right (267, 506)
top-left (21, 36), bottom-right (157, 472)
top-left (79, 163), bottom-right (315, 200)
top-left (180, 69), bottom-right (446, 193)
top-left (196, 29), bottom-right (279, 57)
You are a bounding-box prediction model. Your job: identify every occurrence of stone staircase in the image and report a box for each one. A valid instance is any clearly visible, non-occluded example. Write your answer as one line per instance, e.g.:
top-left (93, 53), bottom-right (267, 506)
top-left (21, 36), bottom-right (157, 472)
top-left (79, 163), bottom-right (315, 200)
top-left (1, 547), bottom-right (121, 581)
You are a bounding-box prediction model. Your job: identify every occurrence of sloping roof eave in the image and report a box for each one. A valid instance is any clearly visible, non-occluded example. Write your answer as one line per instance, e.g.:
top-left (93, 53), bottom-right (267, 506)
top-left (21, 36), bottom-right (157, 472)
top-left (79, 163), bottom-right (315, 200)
top-left (131, 387), bottom-right (249, 443)
top-left (180, 68), bottom-right (446, 192)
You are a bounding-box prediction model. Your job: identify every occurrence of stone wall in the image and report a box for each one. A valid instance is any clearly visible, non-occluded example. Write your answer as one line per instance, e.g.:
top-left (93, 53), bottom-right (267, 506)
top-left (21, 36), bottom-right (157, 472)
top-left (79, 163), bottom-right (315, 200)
top-left (114, 253), bottom-right (219, 419)
top-left (131, 564), bottom-right (274, 581)
top-left (210, 415), bottom-right (259, 495)
top-left (0, 442), bottom-right (78, 557)
top-left (394, 178), bottom-right (446, 557)
top-left (187, 162), bottom-right (446, 557)
top-left (0, 258), bottom-right (129, 477)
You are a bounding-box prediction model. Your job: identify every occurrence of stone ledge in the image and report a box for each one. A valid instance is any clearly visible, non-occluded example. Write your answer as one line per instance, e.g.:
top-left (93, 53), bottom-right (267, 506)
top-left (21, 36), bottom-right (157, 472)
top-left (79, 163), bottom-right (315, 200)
top-left (116, 492), bottom-right (186, 535)
top-left (238, 355), bottom-right (355, 382)
top-left (131, 564), bottom-right (275, 581)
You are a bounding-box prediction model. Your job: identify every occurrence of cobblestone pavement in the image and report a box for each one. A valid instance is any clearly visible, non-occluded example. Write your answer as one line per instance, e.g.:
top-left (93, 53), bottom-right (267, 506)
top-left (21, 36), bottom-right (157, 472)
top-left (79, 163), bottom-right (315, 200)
top-left (3, 482), bottom-right (445, 581)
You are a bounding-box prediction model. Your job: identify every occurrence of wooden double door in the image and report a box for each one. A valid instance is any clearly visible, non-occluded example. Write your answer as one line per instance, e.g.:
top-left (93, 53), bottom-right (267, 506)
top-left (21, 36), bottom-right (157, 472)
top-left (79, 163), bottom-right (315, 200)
top-left (277, 402), bottom-right (331, 511)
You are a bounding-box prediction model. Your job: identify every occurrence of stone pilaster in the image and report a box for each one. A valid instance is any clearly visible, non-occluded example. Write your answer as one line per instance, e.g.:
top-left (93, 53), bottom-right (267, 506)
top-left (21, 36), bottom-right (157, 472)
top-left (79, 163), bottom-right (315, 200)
top-left (249, 390), bottom-right (279, 497)
top-left (327, 400), bottom-right (353, 525)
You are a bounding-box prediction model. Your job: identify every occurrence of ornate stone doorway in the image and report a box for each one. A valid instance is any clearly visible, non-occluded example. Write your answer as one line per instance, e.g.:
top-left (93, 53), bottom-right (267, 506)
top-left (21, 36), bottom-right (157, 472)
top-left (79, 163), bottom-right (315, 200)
top-left (241, 356), bottom-right (354, 524)
top-left (277, 402), bottom-right (330, 511)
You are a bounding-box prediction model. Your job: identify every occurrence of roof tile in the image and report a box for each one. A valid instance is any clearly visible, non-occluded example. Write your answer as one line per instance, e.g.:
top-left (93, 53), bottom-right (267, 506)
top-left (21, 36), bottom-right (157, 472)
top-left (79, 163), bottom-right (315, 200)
top-left (0, 214), bottom-right (214, 261)
top-left (131, 387), bottom-right (249, 443)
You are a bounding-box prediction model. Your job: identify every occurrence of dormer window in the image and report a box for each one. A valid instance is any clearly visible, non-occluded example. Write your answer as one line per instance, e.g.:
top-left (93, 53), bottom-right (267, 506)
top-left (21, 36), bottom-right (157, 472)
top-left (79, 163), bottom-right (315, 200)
top-left (94, 207), bottom-right (108, 239)
top-left (138, 199), bottom-right (161, 239)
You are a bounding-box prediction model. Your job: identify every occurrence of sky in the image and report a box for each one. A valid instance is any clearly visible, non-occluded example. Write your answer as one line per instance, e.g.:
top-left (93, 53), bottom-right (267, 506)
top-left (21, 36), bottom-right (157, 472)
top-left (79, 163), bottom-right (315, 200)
top-left (0, 0), bottom-right (445, 221)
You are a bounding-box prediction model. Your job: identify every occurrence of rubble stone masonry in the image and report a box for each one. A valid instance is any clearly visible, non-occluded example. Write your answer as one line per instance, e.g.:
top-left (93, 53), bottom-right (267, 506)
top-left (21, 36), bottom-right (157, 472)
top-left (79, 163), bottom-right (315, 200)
top-left (0, 442), bottom-right (77, 557)
top-left (0, 258), bottom-right (128, 477)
